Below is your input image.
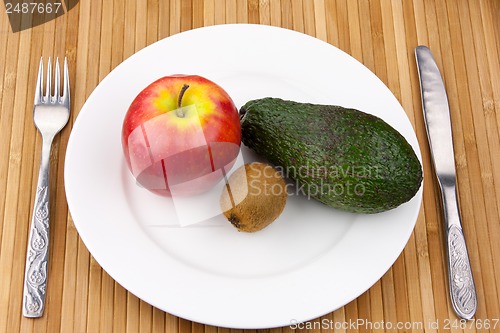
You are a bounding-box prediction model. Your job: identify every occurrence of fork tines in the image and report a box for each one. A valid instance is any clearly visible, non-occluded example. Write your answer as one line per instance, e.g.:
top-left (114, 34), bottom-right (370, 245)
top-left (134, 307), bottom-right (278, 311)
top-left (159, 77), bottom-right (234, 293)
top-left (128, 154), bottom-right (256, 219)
top-left (34, 57), bottom-right (70, 107)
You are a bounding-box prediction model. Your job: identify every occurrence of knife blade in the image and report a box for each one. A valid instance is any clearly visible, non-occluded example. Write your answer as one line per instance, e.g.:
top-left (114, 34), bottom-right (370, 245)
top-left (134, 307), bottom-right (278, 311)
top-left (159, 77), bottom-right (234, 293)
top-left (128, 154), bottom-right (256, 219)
top-left (415, 45), bottom-right (477, 320)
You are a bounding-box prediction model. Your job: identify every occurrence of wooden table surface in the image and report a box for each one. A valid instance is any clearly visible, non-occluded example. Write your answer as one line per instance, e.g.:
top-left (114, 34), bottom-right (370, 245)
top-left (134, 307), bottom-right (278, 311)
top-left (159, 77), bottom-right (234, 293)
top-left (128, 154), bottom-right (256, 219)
top-left (1, 1), bottom-right (499, 332)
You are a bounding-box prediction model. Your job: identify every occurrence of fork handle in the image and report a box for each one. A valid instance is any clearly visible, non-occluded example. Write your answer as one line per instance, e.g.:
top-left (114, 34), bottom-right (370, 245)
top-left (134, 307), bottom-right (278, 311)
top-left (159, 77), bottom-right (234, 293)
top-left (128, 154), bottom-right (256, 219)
top-left (23, 136), bottom-right (54, 317)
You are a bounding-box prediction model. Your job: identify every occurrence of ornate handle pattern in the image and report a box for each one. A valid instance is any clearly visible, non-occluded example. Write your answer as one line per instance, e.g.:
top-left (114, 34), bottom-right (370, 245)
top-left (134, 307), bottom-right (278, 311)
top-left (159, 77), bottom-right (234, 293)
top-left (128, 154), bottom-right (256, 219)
top-left (448, 224), bottom-right (477, 319)
top-left (441, 184), bottom-right (477, 320)
top-left (23, 139), bottom-right (52, 318)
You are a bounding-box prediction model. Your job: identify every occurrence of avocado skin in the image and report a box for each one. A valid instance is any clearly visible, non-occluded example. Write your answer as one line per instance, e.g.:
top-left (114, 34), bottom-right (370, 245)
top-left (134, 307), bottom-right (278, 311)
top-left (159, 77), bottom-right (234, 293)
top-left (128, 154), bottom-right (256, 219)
top-left (240, 98), bottom-right (423, 214)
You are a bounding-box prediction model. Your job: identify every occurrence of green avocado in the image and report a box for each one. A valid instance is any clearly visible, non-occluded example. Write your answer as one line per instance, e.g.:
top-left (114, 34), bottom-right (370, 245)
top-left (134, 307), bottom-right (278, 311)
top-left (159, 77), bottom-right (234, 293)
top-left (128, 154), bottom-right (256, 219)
top-left (239, 98), bottom-right (422, 214)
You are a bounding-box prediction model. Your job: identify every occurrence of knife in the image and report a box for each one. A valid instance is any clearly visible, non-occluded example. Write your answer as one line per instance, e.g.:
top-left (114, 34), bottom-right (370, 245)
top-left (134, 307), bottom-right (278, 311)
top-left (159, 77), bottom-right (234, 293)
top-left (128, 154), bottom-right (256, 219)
top-left (415, 45), bottom-right (477, 319)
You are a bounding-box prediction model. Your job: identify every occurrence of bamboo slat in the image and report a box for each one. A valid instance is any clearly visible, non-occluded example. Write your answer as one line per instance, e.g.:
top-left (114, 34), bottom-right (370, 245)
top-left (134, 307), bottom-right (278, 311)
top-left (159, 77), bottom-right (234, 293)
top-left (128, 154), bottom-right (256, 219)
top-left (0, 1), bottom-right (499, 332)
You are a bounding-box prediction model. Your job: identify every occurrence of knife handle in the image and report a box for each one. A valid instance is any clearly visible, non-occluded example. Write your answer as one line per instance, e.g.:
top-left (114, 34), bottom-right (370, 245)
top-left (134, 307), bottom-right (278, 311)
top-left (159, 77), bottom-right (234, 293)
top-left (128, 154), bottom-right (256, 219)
top-left (441, 183), bottom-right (477, 319)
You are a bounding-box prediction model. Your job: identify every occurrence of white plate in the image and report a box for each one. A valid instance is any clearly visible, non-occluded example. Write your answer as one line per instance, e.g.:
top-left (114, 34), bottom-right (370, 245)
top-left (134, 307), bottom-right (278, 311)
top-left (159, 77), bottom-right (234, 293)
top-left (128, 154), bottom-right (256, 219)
top-left (65, 24), bottom-right (422, 329)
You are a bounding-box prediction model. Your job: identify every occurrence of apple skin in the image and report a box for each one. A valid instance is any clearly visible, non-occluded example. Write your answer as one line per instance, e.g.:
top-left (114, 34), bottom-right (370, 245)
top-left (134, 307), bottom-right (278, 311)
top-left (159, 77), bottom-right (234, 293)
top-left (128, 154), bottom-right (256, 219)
top-left (122, 75), bottom-right (241, 196)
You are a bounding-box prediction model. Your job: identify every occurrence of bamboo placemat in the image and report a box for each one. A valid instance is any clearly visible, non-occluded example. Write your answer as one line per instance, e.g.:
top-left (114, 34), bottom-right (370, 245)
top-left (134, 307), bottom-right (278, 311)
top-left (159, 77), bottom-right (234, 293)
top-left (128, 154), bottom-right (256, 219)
top-left (0, 1), bottom-right (499, 332)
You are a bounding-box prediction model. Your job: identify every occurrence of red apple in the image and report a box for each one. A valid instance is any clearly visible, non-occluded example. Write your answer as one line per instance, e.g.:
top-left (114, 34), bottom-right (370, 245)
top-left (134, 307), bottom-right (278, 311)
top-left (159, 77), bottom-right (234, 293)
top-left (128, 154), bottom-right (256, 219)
top-left (122, 75), bottom-right (241, 196)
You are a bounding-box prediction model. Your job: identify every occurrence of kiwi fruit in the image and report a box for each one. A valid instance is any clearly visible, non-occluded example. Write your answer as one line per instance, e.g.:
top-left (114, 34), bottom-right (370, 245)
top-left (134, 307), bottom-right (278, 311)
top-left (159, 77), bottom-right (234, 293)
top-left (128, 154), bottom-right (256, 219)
top-left (220, 162), bottom-right (287, 232)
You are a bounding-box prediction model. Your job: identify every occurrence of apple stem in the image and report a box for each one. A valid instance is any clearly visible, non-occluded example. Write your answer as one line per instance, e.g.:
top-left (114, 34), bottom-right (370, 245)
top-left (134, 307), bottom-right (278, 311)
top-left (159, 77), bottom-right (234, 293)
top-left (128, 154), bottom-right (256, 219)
top-left (175, 84), bottom-right (190, 118)
top-left (178, 84), bottom-right (190, 109)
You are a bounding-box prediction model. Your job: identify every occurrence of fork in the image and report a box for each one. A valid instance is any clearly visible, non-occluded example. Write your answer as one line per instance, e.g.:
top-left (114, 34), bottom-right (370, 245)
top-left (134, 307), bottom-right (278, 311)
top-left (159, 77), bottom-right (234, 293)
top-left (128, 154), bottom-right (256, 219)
top-left (23, 57), bottom-right (70, 318)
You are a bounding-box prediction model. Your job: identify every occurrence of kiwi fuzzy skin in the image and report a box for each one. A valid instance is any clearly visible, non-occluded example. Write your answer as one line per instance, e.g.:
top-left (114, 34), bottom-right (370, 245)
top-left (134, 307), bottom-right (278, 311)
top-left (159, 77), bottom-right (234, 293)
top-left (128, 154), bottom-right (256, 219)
top-left (220, 162), bottom-right (287, 232)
